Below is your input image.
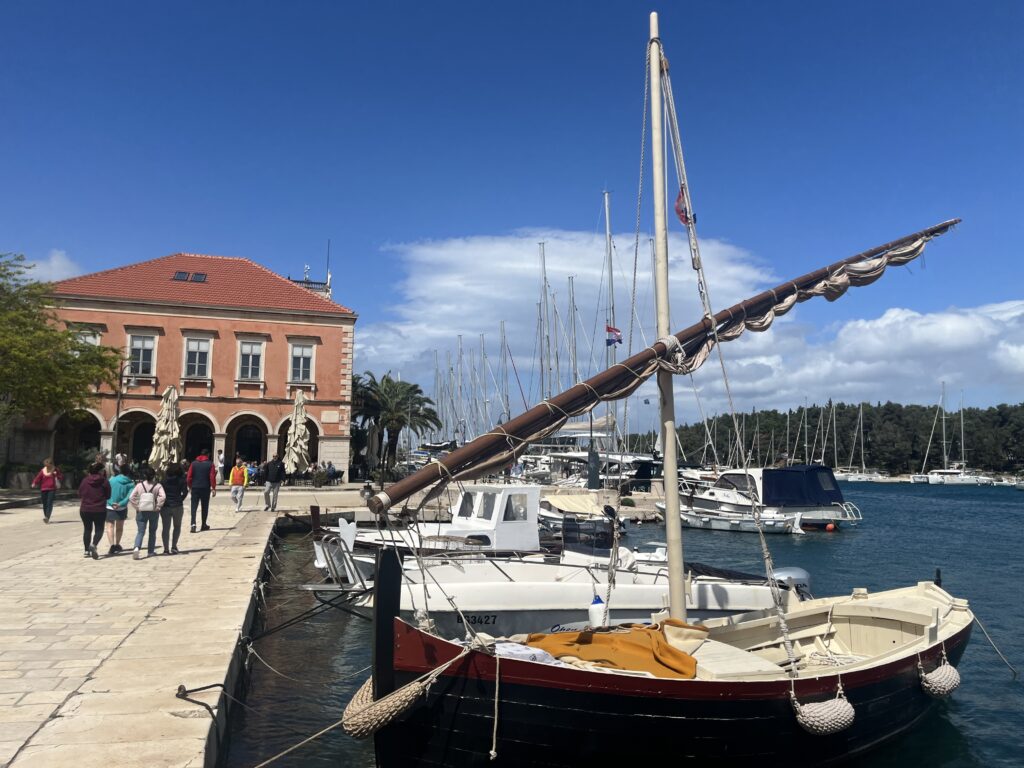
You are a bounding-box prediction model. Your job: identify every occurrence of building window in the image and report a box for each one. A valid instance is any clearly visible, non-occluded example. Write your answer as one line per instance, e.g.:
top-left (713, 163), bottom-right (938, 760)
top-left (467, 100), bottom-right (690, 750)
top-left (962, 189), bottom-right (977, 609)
top-left (239, 341), bottom-right (262, 380)
top-left (191, 273), bottom-right (207, 283)
top-left (291, 344), bottom-right (313, 382)
top-left (129, 335), bottom-right (155, 376)
top-left (173, 271), bottom-right (190, 281)
top-left (75, 329), bottom-right (101, 346)
top-left (185, 338), bottom-right (210, 378)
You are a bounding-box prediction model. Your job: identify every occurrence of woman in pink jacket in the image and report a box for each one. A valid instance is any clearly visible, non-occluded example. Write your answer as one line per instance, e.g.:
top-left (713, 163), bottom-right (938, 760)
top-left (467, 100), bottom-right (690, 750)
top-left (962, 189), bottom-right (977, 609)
top-left (31, 458), bottom-right (64, 524)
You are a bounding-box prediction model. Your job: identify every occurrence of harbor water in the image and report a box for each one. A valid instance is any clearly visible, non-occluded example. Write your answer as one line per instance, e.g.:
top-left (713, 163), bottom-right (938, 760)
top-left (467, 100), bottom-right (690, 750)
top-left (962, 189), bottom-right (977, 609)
top-left (223, 483), bottom-right (1023, 767)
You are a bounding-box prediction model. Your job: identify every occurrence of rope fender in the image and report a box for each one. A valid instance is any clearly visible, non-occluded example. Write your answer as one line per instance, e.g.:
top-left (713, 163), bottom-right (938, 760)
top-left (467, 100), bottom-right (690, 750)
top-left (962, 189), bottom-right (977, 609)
top-left (791, 679), bottom-right (855, 736)
top-left (919, 648), bottom-right (961, 698)
top-left (342, 646), bottom-right (471, 739)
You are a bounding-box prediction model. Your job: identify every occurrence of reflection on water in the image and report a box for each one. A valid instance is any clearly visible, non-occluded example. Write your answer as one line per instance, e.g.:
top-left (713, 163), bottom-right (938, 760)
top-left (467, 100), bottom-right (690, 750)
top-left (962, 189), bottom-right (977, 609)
top-left (225, 484), bottom-right (1022, 767)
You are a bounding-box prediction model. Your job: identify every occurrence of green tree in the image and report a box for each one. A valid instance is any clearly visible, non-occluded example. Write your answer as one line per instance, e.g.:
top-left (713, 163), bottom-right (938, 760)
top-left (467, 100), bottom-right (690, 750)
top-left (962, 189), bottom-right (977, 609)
top-left (357, 371), bottom-right (441, 476)
top-left (0, 254), bottom-right (122, 438)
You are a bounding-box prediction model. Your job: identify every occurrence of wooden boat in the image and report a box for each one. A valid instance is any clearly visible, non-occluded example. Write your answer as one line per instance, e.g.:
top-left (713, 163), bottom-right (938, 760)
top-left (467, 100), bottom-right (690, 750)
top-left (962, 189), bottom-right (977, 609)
top-left (344, 13), bottom-right (969, 766)
top-left (371, 570), bottom-right (972, 766)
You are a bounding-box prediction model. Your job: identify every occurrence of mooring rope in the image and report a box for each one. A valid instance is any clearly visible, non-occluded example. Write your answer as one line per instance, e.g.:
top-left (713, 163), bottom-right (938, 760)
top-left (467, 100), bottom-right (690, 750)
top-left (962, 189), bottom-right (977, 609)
top-left (974, 613), bottom-right (1019, 678)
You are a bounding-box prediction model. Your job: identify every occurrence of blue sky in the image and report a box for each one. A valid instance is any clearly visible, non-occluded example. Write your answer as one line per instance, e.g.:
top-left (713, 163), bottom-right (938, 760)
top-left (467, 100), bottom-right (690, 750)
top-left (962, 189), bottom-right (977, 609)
top-left (3, 1), bottom-right (1022, 423)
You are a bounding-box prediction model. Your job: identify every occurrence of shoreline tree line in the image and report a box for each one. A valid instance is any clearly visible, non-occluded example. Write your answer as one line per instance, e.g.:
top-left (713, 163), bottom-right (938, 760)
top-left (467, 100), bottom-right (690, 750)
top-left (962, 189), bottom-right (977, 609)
top-left (628, 401), bottom-right (1024, 475)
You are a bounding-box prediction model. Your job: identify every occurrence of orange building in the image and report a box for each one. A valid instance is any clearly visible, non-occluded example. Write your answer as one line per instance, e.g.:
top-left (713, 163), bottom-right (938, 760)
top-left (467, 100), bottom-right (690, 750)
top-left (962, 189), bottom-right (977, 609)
top-left (19, 253), bottom-right (356, 476)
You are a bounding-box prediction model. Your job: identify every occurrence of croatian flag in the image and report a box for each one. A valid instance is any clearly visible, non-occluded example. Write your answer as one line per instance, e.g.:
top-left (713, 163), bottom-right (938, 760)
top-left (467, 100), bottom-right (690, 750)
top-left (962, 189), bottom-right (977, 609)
top-left (606, 325), bottom-right (623, 346)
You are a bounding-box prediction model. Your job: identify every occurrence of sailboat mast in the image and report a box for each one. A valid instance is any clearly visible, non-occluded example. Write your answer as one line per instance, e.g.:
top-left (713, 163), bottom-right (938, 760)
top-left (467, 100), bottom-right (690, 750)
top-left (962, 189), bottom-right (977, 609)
top-left (649, 12), bottom-right (686, 621)
top-left (499, 321), bottom-right (510, 422)
top-left (859, 403), bottom-right (867, 472)
top-left (959, 390), bottom-right (966, 464)
top-left (604, 190), bottom-right (618, 450)
top-left (539, 242), bottom-right (553, 400)
top-left (940, 381), bottom-right (948, 470)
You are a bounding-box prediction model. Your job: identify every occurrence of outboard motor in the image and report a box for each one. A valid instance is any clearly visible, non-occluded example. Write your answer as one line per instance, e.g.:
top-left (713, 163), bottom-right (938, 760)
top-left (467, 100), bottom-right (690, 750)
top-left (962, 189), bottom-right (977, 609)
top-left (771, 566), bottom-right (812, 599)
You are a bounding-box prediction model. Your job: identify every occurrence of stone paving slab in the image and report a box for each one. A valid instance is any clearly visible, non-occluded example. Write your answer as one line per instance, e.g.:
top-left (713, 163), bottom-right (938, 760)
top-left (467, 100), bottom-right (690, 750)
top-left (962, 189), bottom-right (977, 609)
top-left (0, 496), bottom-right (278, 768)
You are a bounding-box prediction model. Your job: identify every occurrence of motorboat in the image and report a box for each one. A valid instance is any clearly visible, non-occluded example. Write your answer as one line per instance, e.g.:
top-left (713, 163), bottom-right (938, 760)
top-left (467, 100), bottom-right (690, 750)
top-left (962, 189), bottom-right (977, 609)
top-left (656, 465), bottom-right (861, 532)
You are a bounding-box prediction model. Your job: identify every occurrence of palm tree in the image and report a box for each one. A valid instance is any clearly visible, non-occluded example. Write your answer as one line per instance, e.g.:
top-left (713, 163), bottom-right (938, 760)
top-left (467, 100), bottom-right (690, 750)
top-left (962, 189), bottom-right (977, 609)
top-left (357, 371), bottom-right (441, 480)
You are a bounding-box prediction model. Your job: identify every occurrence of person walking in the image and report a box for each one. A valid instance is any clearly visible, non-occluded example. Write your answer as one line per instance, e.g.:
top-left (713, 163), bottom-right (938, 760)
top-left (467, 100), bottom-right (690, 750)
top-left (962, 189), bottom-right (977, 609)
top-left (262, 454), bottom-right (285, 512)
top-left (78, 462), bottom-right (110, 559)
top-left (228, 457), bottom-right (249, 512)
top-left (31, 457), bottom-right (64, 524)
top-left (159, 463), bottom-right (189, 555)
top-left (129, 467), bottom-right (166, 559)
top-left (216, 449), bottom-right (225, 484)
top-left (104, 466), bottom-right (134, 555)
top-left (186, 449), bottom-right (217, 532)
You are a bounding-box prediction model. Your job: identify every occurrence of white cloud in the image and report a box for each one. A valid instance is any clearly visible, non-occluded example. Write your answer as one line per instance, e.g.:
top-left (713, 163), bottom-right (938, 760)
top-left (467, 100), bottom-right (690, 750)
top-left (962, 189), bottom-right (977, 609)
top-left (355, 227), bottom-right (769, 394)
top-left (26, 249), bottom-right (81, 281)
top-left (355, 230), bottom-right (1024, 436)
top-left (682, 300), bottom-right (1024, 417)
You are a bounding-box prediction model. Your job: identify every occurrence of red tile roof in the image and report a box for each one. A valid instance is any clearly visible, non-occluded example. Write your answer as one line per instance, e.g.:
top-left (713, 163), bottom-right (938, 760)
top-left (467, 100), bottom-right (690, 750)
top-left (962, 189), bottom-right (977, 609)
top-left (52, 253), bottom-right (355, 316)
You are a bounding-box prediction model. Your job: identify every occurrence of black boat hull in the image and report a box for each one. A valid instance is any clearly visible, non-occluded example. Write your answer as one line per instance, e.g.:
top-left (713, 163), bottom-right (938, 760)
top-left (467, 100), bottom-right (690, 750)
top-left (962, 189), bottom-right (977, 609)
top-left (374, 618), bottom-right (971, 767)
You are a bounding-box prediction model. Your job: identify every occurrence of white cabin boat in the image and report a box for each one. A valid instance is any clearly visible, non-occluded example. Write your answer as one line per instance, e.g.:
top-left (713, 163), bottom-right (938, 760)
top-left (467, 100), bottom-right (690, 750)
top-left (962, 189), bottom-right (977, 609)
top-left (927, 463), bottom-right (994, 485)
top-left (657, 465), bottom-right (861, 532)
top-left (351, 484), bottom-right (541, 553)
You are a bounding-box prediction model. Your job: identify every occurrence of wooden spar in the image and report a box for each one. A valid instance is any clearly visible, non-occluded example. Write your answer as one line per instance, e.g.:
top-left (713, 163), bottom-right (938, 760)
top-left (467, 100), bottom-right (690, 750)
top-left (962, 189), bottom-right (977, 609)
top-left (648, 11), bottom-right (685, 621)
top-left (367, 219), bottom-right (960, 515)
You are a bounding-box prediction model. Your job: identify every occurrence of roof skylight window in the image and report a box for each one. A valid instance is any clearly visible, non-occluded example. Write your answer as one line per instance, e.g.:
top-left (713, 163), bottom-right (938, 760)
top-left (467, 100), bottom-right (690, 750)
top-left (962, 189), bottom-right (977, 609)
top-left (191, 273), bottom-right (207, 283)
top-left (173, 271), bottom-right (190, 281)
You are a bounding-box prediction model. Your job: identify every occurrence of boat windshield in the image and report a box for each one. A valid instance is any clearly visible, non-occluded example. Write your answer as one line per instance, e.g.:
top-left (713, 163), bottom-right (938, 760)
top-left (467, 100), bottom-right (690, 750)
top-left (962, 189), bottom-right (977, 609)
top-left (456, 493), bottom-right (475, 518)
top-left (714, 473), bottom-right (758, 499)
top-left (503, 493), bottom-right (529, 521)
top-left (479, 493), bottom-right (497, 520)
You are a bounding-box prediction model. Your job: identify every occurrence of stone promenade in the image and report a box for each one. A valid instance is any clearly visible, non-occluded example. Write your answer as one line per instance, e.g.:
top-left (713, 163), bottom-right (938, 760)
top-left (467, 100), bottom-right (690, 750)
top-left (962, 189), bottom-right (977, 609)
top-left (0, 493), bottom-right (278, 767)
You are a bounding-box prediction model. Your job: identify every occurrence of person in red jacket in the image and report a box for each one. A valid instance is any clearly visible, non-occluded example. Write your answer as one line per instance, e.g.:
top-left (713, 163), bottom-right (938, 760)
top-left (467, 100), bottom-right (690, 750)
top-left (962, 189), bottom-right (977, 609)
top-left (186, 448), bottom-right (218, 532)
top-left (31, 457), bottom-right (64, 524)
top-left (78, 462), bottom-right (111, 559)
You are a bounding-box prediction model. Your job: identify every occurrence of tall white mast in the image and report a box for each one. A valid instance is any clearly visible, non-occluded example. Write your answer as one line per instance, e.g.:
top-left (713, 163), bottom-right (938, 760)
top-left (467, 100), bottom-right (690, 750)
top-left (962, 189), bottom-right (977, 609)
top-left (940, 381), bottom-right (949, 470)
top-left (859, 403), bottom-right (867, 472)
top-left (604, 190), bottom-right (618, 449)
top-left (959, 389), bottom-right (966, 465)
top-left (649, 12), bottom-right (686, 621)
top-left (539, 242), bottom-right (553, 400)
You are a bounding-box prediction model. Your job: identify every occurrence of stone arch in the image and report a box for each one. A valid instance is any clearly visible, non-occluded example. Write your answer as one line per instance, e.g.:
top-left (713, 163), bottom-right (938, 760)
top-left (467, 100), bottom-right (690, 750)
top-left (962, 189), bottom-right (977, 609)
top-left (115, 410), bottom-right (157, 464)
top-left (52, 410), bottom-right (102, 466)
top-left (225, 413), bottom-right (269, 465)
top-left (47, 407), bottom-right (105, 432)
top-left (179, 409), bottom-right (221, 434)
top-left (274, 413), bottom-right (324, 435)
top-left (180, 411), bottom-right (217, 463)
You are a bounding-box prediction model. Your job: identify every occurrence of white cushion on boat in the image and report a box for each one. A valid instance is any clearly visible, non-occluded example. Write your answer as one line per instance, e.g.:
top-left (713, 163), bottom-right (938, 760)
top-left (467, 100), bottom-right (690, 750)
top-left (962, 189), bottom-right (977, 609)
top-left (693, 639), bottom-right (783, 680)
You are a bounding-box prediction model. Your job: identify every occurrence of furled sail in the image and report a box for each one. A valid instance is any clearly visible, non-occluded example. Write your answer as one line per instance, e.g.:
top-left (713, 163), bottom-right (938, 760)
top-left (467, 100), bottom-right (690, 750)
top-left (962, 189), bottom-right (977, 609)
top-left (369, 219), bottom-right (958, 514)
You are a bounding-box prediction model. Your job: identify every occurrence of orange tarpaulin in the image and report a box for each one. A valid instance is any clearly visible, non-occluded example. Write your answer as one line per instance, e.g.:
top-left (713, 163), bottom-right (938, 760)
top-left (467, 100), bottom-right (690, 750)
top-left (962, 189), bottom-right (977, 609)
top-left (525, 619), bottom-right (707, 679)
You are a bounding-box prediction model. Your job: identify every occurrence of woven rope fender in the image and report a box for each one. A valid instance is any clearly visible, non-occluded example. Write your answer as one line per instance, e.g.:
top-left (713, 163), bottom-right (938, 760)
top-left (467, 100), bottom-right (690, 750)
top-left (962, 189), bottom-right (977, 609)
top-left (920, 661), bottom-right (961, 698)
top-left (791, 691), bottom-right (856, 736)
top-left (342, 677), bottom-right (429, 739)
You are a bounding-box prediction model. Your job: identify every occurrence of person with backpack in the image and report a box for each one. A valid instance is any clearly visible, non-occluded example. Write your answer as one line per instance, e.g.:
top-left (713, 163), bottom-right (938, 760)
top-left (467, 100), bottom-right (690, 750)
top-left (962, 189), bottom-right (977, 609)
top-left (31, 457), bottom-right (63, 524)
top-left (159, 463), bottom-right (189, 554)
top-left (186, 448), bottom-right (217, 532)
top-left (105, 465), bottom-right (135, 555)
top-left (228, 457), bottom-right (249, 512)
top-left (129, 466), bottom-right (166, 559)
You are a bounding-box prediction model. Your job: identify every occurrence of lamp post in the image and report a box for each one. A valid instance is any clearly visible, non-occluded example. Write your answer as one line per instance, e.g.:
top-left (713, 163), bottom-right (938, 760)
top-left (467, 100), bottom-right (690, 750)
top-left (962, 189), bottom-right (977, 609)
top-left (111, 362), bottom-right (138, 458)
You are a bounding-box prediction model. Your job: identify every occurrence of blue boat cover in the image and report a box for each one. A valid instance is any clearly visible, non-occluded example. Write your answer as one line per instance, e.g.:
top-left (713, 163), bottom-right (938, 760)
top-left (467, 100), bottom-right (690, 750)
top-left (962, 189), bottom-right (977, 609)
top-left (762, 465), bottom-right (845, 507)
